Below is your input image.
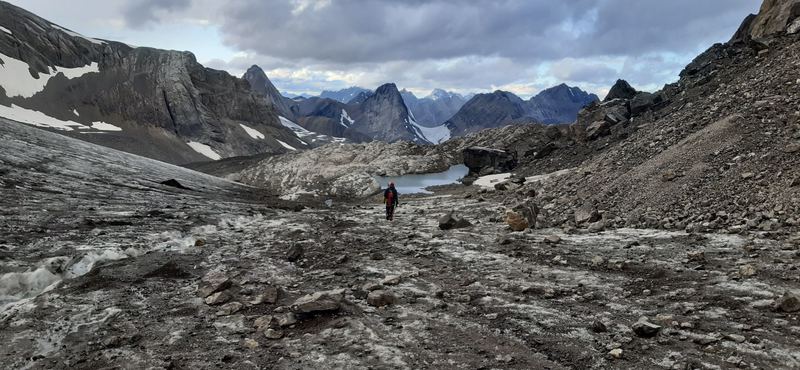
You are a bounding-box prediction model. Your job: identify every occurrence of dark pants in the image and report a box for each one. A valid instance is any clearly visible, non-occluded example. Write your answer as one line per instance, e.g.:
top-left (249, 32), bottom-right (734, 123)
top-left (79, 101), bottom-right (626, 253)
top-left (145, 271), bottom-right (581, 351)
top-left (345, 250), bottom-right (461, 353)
top-left (386, 204), bottom-right (395, 220)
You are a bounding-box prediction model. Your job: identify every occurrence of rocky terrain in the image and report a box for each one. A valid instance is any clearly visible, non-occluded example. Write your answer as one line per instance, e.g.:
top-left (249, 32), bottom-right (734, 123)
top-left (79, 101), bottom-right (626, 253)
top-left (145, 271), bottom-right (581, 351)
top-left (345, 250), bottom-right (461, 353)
top-left (2, 118), bottom-right (800, 369)
top-left (0, 1), bottom-right (304, 164)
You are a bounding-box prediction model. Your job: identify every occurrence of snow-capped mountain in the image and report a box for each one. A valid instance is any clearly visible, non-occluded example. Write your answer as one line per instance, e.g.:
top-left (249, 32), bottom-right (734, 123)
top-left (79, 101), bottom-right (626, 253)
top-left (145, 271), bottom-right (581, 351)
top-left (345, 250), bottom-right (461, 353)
top-left (320, 87), bottom-right (372, 103)
top-left (401, 88), bottom-right (469, 128)
top-left (0, 1), bottom-right (304, 164)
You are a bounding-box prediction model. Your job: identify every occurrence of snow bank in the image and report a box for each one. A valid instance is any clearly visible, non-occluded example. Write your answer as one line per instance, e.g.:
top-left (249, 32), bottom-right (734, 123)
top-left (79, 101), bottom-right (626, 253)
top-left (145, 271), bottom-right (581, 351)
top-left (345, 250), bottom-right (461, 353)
top-left (0, 51), bottom-right (99, 98)
top-left (277, 139), bottom-right (297, 151)
top-left (187, 141), bottom-right (221, 160)
top-left (474, 173), bottom-right (512, 188)
top-left (240, 123), bottom-right (265, 139)
top-left (0, 104), bottom-right (82, 131)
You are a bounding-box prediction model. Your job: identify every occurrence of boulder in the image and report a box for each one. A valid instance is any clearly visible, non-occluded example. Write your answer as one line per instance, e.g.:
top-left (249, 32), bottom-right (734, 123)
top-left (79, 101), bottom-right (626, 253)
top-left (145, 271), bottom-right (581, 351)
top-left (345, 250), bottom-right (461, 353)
top-left (290, 289), bottom-right (344, 314)
top-left (505, 211), bottom-right (528, 232)
top-left (604, 79), bottom-right (637, 101)
top-left (367, 290), bottom-right (396, 307)
top-left (574, 205), bottom-right (600, 224)
top-left (506, 200), bottom-right (538, 231)
top-left (632, 317), bottom-right (661, 338)
top-left (462, 147), bottom-right (517, 176)
top-left (197, 270), bottom-right (231, 298)
top-left (286, 244), bottom-right (304, 262)
top-left (216, 302), bottom-right (243, 316)
top-left (439, 212), bottom-right (472, 230)
top-left (250, 286), bottom-right (279, 305)
top-left (774, 292), bottom-right (800, 313)
top-left (205, 290), bottom-right (233, 306)
top-left (630, 92), bottom-right (655, 116)
top-left (586, 121), bottom-right (611, 140)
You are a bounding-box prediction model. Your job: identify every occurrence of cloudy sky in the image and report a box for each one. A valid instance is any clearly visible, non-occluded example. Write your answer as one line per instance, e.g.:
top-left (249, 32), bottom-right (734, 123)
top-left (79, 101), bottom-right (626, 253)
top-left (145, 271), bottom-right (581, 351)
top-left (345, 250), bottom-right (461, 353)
top-left (9, 0), bottom-right (760, 98)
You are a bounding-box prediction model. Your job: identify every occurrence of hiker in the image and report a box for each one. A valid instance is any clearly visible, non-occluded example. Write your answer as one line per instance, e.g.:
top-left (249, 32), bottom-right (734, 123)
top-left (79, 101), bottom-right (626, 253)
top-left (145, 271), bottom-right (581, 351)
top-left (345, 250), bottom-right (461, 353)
top-left (384, 182), bottom-right (399, 220)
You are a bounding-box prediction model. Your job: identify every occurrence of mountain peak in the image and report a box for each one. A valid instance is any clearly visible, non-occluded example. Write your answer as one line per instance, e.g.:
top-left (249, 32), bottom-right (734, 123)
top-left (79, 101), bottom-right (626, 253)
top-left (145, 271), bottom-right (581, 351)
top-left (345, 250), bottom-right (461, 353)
top-left (604, 79), bottom-right (637, 101)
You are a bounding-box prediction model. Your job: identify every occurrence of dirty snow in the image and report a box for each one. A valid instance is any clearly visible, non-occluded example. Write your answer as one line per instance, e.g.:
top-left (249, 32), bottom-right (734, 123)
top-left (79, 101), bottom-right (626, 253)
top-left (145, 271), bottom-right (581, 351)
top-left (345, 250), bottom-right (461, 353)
top-left (187, 141), bottom-right (222, 160)
top-left (474, 172), bottom-right (512, 188)
top-left (0, 52), bottom-right (99, 98)
top-left (277, 139), bottom-right (297, 151)
top-left (239, 123), bottom-right (265, 139)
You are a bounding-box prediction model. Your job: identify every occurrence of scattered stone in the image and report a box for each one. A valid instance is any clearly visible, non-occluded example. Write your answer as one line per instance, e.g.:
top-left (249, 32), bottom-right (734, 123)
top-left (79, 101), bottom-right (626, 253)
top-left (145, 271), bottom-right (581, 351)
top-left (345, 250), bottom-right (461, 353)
top-left (591, 320), bottom-right (608, 333)
top-left (197, 270), bottom-right (231, 298)
top-left (724, 334), bottom-right (746, 343)
top-left (290, 289), bottom-right (343, 313)
top-left (739, 264), bottom-right (757, 278)
top-left (741, 172), bottom-right (755, 180)
top-left (367, 290), bottom-right (396, 307)
top-left (632, 317), bottom-right (661, 338)
top-left (783, 142), bottom-right (800, 153)
top-left (276, 313), bottom-right (298, 327)
top-left (363, 282), bottom-right (382, 291)
top-left (243, 338), bottom-right (260, 349)
top-left (590, 256), bottom-right (606, 267)
top-left (160, 179), bottom-right (191, 190)
top-left (687, 250), bottom-right (706, 263)
top-left (574, 205), bottom-right (600, 224)
top-left (381, 275), bottom-right (401, 286)
top-left (254, 315), bottom-right (276, 329)
top-left (286, 244), bottom-right (304, 262)
top-left (587, 220), bottom-right (606, 233)
top-left (505, 210), bottom-right (529, 232)
top-left (335, 255), bottom-right (349, 264)
top-left (216, 302), bottom-right (243, 316)
top-left (250, 286), bottom-right (279, 305)
top-left (369, 251), bottom-right (385, 260)
top-left (204, 290), bottom-right (233, 306)
top-left (438, 212), bottom-right (472, 230)
top-left (194, 239), bottom-right (206, 247)
top-left (544, 235), bottom-right (562, 244)
top-left (774, 292), bottom-right (800, 313)
top-left (608, 348), bottom-right (623, 359)
top-left (263, 328), bottom-right (283, 340)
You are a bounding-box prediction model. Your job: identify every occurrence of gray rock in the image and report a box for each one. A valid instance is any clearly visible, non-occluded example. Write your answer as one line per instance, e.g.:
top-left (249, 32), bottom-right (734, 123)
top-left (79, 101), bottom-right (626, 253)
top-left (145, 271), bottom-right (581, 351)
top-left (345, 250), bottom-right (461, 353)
top-left (276, 313), bottom-right (298, 327)
top-left (774, 292), bottom-right (800, 313)
top-left (205, 290), bottom-right (233, 306)
top-left (250, 286), bottom-right (279, 305)
top-left (197, 270), bottom-right (231, 298)
top-left (286, 244), bottom-right (304, 262)
top-left (632, 317), bottom-right (661, 338)
top-left (439, 212), bottom-right (472, 230)
top-left (462, 147), bottom-right (517, 176)
top-left (216, 302), bottom-right (243, 316)
top-left (290, 289), bottom-right (344, 313)
top-left (367, 290), bottom-right (396, 307)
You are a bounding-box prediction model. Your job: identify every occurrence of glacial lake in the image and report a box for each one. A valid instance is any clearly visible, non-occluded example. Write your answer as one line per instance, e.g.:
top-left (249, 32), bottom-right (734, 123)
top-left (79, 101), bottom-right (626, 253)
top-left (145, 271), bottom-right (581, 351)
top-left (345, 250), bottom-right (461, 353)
top-left (374, 164), bottom-right (469, 194)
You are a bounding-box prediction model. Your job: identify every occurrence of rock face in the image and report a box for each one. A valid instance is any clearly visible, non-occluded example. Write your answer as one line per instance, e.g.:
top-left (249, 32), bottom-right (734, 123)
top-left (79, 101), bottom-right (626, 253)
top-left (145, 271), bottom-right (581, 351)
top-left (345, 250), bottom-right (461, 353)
top-left (0, 2), bottom-right (304, 164)
top-left (463, 147), bottom-right (517, 176)
top-left (445, 84), bottom-right (598, 136)
top-left (243, 65), bottom-right (295, 118)
top-left (749, 0), bottom-right (800, 38)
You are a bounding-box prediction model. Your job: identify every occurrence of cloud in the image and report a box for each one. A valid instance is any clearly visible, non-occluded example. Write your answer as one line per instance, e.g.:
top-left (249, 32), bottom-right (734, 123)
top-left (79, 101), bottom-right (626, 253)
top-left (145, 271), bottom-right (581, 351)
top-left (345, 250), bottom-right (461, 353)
top-left (122, 0), bottom-right (192, 29)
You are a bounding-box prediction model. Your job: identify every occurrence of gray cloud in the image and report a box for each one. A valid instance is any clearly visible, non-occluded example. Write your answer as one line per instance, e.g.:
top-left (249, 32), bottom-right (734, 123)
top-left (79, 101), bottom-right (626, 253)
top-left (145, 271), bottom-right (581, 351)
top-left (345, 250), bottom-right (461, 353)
top-left (123, 0), bottom-right (192, 29)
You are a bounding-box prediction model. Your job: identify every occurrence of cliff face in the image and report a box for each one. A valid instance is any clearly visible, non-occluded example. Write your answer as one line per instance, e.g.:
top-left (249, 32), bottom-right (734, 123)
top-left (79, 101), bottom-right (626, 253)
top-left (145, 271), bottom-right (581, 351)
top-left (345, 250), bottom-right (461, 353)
top-left (749, 0), bottom-right (800, 38)
top-left (0, 1), bottom-right (304, 164)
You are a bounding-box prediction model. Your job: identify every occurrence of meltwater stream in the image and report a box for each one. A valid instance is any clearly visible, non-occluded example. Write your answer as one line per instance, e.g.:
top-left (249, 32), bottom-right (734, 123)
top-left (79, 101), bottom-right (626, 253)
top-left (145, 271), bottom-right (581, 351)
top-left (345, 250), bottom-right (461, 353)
top-left (374, 164), bottom-right (469, 194)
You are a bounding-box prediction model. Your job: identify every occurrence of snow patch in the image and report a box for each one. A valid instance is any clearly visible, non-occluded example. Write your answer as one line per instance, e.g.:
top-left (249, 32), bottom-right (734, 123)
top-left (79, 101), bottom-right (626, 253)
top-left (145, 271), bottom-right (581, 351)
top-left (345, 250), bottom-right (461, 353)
top-left (0, 52), bottom-right (99, 98)
top-left (50, 24), bottom-right (105, 45)
top-left (72, 109), bottom-right (79, 117)
top-left (90, 121), bottom-right (122, 131)
top-left (0, 26), bottom-right (11, 35)
top-left (406, 116), bottom-right (450, 144)
top-left (239, 123), bottom-right (265, 139)
top-left (339, 109), bottom-right (354, 128)
top-left (187, 141), bottom-right (221, 160)
top-left (0, 104), bottom-right (85, 131)
top-left (279, 116), bottom-right (312, 138)
top-left (277, 139), bottom-right (297, 151)
top-left (474, 173), bottom-right (512, 188)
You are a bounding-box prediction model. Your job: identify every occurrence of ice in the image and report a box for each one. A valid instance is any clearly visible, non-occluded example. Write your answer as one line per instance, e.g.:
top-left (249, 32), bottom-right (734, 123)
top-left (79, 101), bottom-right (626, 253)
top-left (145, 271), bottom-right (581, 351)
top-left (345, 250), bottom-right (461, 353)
top-left (474, 173), bottom-right (512, 188)
top-left (239, 123), bottom-right (265, 139)
top-left (50, 23), bottom-right (105, 45)
top-left (277, 139), bottom-right (297, 151)
top-left (90, 121), bottom-right (122, 131)
top-left (0, 104), bottom-right (84, 131)
top-left (187, 141), bottom-right (222, 160)
top-left (0, 26), bottom-right (11, 35)
top-left (0, 51), bottom-right (99, 98)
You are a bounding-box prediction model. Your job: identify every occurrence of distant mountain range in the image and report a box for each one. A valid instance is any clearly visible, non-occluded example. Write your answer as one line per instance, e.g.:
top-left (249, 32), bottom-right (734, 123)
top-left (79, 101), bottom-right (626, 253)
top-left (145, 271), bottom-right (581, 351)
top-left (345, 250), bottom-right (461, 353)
top-left (445, 84), bottom-right (599, 136)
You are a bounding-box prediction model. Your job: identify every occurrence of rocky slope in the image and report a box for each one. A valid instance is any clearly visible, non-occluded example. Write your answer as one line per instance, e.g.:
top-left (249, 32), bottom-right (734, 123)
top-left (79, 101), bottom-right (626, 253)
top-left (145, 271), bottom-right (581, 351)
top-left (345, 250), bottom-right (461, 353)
top-left (0, 1), bottom-right (304, 165)
top-left (445, 84), bottom-right (598, 136)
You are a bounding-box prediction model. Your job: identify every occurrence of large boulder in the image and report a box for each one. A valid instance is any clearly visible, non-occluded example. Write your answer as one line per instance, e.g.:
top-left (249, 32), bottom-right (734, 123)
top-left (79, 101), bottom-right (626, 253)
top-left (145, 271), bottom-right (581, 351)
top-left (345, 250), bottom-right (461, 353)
top-left (290, 289), bottom-right (344, 314)
top-left (603, 79), bottom-right (637, 102)
top-left (586, 121), bottom-right (611, 141)
top-left (630, 92), bottom-right (656, 116)
top-left (439, 212), bottom-right (472, 230)
top-left (505, 200), bottom-right (538, 231)
top-left (749, 0), bottom-right (800, 38)
top-left (462, 147), bottom-right (517, 176)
